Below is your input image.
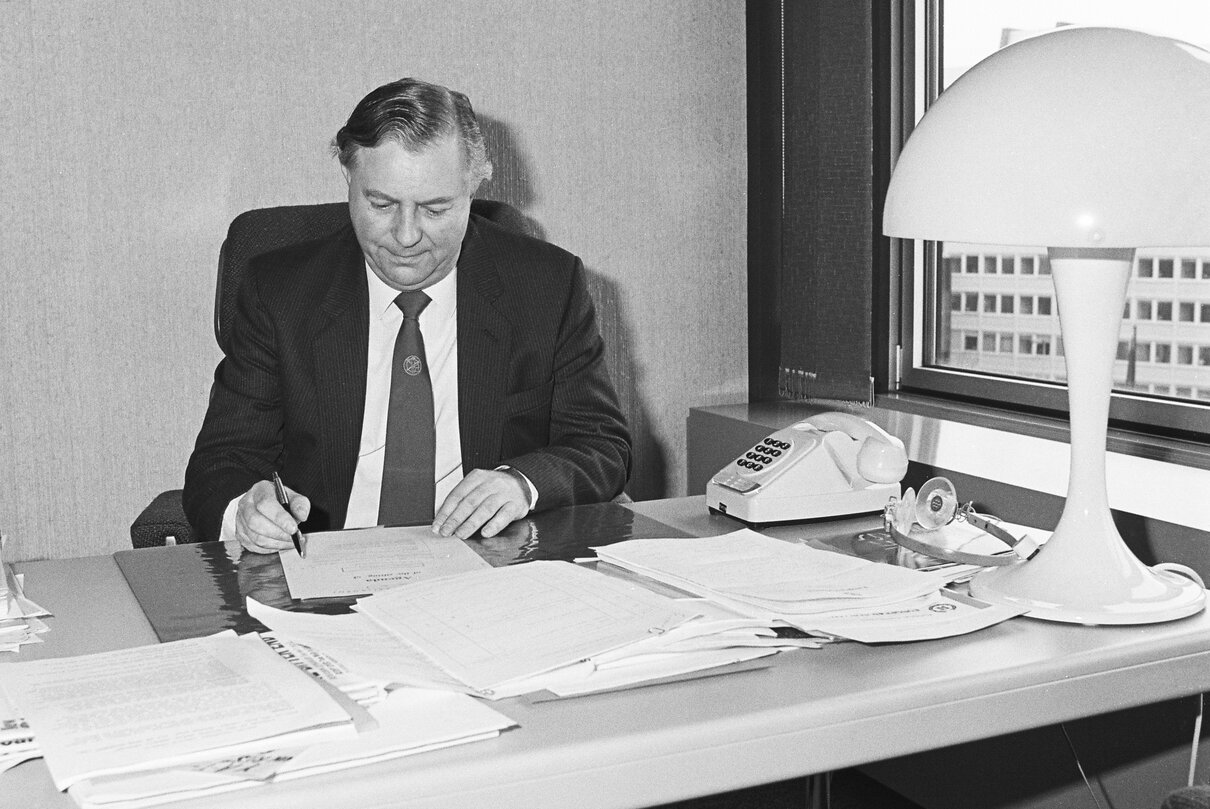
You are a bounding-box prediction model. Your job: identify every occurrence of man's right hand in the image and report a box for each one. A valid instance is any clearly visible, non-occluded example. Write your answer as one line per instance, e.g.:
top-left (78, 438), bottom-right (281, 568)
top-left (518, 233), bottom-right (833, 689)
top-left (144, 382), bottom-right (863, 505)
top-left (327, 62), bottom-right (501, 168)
top-left (233, 480), bottom-right (311, 554)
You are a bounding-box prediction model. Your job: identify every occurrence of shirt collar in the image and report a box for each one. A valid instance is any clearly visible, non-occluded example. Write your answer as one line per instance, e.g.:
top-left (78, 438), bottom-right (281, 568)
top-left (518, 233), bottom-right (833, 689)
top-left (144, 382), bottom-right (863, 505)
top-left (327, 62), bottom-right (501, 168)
top-left (365, 263), bottom-right (458, 321)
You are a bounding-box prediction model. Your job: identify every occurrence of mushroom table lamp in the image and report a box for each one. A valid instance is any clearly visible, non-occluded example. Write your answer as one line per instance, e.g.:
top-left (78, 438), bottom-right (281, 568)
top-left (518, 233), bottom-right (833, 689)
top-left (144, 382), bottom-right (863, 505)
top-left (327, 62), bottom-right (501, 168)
top-left (883, 26), bottom-right (1210, 623)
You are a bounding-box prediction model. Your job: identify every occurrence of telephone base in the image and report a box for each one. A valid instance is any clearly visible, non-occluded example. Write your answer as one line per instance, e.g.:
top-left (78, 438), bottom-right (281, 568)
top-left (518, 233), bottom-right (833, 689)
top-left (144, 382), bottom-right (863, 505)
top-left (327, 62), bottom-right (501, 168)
top-left (705, 482), bottom-right (897, 526)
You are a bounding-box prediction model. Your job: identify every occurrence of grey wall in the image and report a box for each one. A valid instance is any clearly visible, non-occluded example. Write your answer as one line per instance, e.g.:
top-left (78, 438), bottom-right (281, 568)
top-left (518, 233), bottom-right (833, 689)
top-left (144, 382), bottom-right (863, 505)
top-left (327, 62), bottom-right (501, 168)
top-left (0, 0), bottom-right (748, 561)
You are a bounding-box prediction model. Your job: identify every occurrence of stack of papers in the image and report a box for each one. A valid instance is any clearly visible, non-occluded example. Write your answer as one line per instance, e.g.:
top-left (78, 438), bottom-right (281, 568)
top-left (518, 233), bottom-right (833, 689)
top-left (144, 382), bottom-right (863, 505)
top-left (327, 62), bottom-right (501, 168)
top-left (1, 535), bottom-right (52, 653)
top-left (594, 529), bottom-right (946, 617)
top-left (593, 529), bottom-right (1025, 641)
top-left (252, 560), bottom-right (798, 699)
top-left (0, 630), bottom-right (514, 808)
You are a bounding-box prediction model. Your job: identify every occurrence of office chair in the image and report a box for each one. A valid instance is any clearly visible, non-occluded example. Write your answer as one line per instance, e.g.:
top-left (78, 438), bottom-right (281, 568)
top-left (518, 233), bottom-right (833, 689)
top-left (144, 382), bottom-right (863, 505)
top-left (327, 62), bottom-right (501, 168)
top-left (129, 199), bottom-right (531, 548)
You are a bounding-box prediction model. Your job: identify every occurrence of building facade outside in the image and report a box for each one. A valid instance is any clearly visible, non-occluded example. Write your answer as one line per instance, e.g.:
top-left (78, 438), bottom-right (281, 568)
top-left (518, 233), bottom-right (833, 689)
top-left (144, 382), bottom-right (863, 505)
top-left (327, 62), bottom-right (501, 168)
top-left (942, 244), bottom-right (1210, 401)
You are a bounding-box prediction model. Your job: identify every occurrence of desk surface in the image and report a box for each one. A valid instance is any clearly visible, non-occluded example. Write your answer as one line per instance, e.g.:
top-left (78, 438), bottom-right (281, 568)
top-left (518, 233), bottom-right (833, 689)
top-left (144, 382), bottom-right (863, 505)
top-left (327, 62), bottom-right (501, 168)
top-left (5, 497), bottom-right (1210, 809)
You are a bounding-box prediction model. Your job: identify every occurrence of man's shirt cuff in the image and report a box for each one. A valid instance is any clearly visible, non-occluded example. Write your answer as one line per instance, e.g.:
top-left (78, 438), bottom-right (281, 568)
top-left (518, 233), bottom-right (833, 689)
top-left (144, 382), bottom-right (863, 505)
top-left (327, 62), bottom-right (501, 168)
top-left (219, 496), bottom-right (240, 543)
top-left (496, 466), bottom-right (538, 511)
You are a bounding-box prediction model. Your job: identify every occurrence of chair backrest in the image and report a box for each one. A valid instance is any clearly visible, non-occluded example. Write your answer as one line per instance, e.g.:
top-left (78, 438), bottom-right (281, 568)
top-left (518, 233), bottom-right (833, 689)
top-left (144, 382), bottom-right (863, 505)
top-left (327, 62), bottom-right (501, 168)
top-left (214, 199), bottom-right (527, 354)
top-left (214, 202), bottom-right (349, 354)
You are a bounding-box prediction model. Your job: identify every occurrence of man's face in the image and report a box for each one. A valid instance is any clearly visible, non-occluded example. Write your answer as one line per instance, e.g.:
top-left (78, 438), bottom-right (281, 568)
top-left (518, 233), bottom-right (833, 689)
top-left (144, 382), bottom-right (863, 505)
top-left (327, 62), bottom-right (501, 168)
top-left (343, 135), bottom-right (473, 291)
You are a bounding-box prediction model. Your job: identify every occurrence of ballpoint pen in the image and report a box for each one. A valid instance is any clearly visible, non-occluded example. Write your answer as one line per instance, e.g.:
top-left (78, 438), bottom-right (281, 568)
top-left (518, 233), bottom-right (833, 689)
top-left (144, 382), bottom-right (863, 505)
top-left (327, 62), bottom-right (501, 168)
top-left (272, 472), bottom-right (307, 558)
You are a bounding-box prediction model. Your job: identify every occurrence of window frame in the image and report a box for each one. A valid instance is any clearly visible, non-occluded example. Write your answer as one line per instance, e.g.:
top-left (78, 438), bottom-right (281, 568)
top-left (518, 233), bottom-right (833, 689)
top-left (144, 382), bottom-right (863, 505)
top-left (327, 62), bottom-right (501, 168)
top-left (890, 0), bottom-right (1210, 439)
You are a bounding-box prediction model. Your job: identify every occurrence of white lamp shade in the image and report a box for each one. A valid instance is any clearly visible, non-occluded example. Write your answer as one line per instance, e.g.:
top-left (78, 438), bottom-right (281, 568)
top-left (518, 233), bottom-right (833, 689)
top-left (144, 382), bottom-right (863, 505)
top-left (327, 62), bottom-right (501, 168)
top-left (884, 26), bottom-right (1210, 248)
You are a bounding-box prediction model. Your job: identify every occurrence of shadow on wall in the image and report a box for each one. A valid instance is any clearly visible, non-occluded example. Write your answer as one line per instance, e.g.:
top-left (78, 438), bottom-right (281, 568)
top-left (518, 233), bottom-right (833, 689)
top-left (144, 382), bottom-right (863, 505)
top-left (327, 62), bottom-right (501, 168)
top-left (478, 116), bottom-right (667, 501)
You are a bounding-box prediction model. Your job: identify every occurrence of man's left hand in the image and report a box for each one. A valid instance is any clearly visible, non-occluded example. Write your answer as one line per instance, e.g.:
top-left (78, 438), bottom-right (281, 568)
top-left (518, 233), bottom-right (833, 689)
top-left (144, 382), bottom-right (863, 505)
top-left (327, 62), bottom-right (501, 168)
top-left (432, 469), bottom-right (529, 539)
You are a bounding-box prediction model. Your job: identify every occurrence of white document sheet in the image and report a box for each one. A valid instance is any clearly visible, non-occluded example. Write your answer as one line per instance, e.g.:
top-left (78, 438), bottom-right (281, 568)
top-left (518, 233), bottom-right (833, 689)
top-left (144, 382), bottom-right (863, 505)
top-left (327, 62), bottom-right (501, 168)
top-left (805, 588), bottom-right (1028, 642)
top-left (279, 525), bottom-right (491, 599)
top-left (594, 530), bottom-right (946, 615)
top-left (0, 630), bottom-right (355, 790)
top-left (354, 561), bottom-right (703, 697)
top-left (246, 597), bottom-right (468, 693)
top-left (66, 686), bottom-right (516, 809)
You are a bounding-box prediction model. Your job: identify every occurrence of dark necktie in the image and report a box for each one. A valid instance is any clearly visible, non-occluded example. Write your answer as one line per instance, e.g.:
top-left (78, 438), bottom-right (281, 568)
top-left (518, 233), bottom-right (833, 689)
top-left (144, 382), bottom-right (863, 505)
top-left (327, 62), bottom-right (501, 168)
top-left (378, 290), bottom-right (434, 526)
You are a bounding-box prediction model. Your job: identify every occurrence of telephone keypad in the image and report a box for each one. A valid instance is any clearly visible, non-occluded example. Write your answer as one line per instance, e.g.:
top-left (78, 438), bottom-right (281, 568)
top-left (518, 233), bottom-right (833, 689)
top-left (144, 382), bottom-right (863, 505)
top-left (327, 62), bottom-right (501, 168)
top-left (732, 436), bottom-right (794, 475)
top-left (713, 435), bottom-right (799, 493)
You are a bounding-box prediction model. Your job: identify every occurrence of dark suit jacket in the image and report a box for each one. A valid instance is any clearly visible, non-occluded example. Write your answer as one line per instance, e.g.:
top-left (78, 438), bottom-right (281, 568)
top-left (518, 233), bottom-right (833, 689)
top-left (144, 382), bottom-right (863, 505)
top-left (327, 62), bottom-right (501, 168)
top-left (183, 213), bottom-right (631, 542)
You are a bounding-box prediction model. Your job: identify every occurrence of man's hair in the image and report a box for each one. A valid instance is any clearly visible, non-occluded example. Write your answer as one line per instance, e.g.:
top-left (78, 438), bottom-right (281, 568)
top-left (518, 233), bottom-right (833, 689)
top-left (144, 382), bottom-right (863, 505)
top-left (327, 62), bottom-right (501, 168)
top-left (332, 78), bottom-right (493, 189)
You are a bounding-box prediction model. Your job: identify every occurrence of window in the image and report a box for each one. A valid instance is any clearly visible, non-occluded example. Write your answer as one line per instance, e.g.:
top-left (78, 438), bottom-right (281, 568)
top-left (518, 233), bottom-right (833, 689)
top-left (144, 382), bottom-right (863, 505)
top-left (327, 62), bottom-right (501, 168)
top-left (896, 1), bottom-right (1210, 435)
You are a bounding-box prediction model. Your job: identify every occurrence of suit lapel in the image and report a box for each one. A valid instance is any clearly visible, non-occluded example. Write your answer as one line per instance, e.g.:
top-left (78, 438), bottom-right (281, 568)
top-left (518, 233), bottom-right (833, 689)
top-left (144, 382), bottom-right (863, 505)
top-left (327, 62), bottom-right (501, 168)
top-left (311, 228), bottom-right (369, 519)
top-left (457, 217), bottom-right (513, 471)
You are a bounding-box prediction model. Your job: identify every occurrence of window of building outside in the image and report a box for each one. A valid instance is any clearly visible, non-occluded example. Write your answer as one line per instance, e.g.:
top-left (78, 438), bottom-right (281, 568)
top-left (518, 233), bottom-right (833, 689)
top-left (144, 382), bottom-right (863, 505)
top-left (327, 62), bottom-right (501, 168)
top-left (909, 1), bottom-right (1210, 431)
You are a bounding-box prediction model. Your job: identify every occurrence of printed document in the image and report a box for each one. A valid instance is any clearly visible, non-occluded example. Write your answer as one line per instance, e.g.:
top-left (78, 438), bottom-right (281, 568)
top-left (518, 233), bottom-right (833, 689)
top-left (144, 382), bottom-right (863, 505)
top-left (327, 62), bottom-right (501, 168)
top-left (246, 598), bottom-right (468, 693)
top-left (0, 630), bottom-right (355, 790)
top-left (279, 525), bottom-right (491, 599)
top-left (354, 561), bottom-right (704, 697)
top-left (65, 686), bottom-right (516, 809)
top-left (594, 529), bottom-right (946, 616)
top-left (807, 588), bottom-right (1027, 642)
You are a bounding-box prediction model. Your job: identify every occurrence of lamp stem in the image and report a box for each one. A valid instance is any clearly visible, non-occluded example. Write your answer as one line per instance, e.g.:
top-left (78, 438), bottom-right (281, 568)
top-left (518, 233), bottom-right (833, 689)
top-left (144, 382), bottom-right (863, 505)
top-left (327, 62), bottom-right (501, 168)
top-left (1053, 248), bottom-right (1130, 535)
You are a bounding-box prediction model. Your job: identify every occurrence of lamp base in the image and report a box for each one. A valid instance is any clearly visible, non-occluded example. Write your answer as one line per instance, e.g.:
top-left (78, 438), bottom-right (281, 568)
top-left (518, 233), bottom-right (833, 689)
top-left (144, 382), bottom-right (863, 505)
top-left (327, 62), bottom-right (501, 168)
top-left (970, 538), bottom-right (1206, 625)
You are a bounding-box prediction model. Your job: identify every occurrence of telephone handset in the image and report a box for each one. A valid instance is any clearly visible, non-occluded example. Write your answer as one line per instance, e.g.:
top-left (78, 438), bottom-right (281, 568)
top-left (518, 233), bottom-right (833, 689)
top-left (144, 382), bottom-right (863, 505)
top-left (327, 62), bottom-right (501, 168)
top-left (706, 411), bottom-right (909, 525)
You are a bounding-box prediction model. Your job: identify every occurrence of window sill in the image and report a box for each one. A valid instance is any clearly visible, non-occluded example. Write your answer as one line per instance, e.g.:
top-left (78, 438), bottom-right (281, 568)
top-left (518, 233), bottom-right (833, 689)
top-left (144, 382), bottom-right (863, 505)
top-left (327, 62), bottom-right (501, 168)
top-left (690, 396), bottom-right (1210, 533)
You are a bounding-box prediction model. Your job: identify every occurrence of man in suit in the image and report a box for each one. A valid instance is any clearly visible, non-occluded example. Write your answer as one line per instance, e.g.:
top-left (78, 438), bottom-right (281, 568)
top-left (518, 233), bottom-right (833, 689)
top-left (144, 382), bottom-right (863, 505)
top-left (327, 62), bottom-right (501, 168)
top-left (183, 78), bottom-right (630, 553)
